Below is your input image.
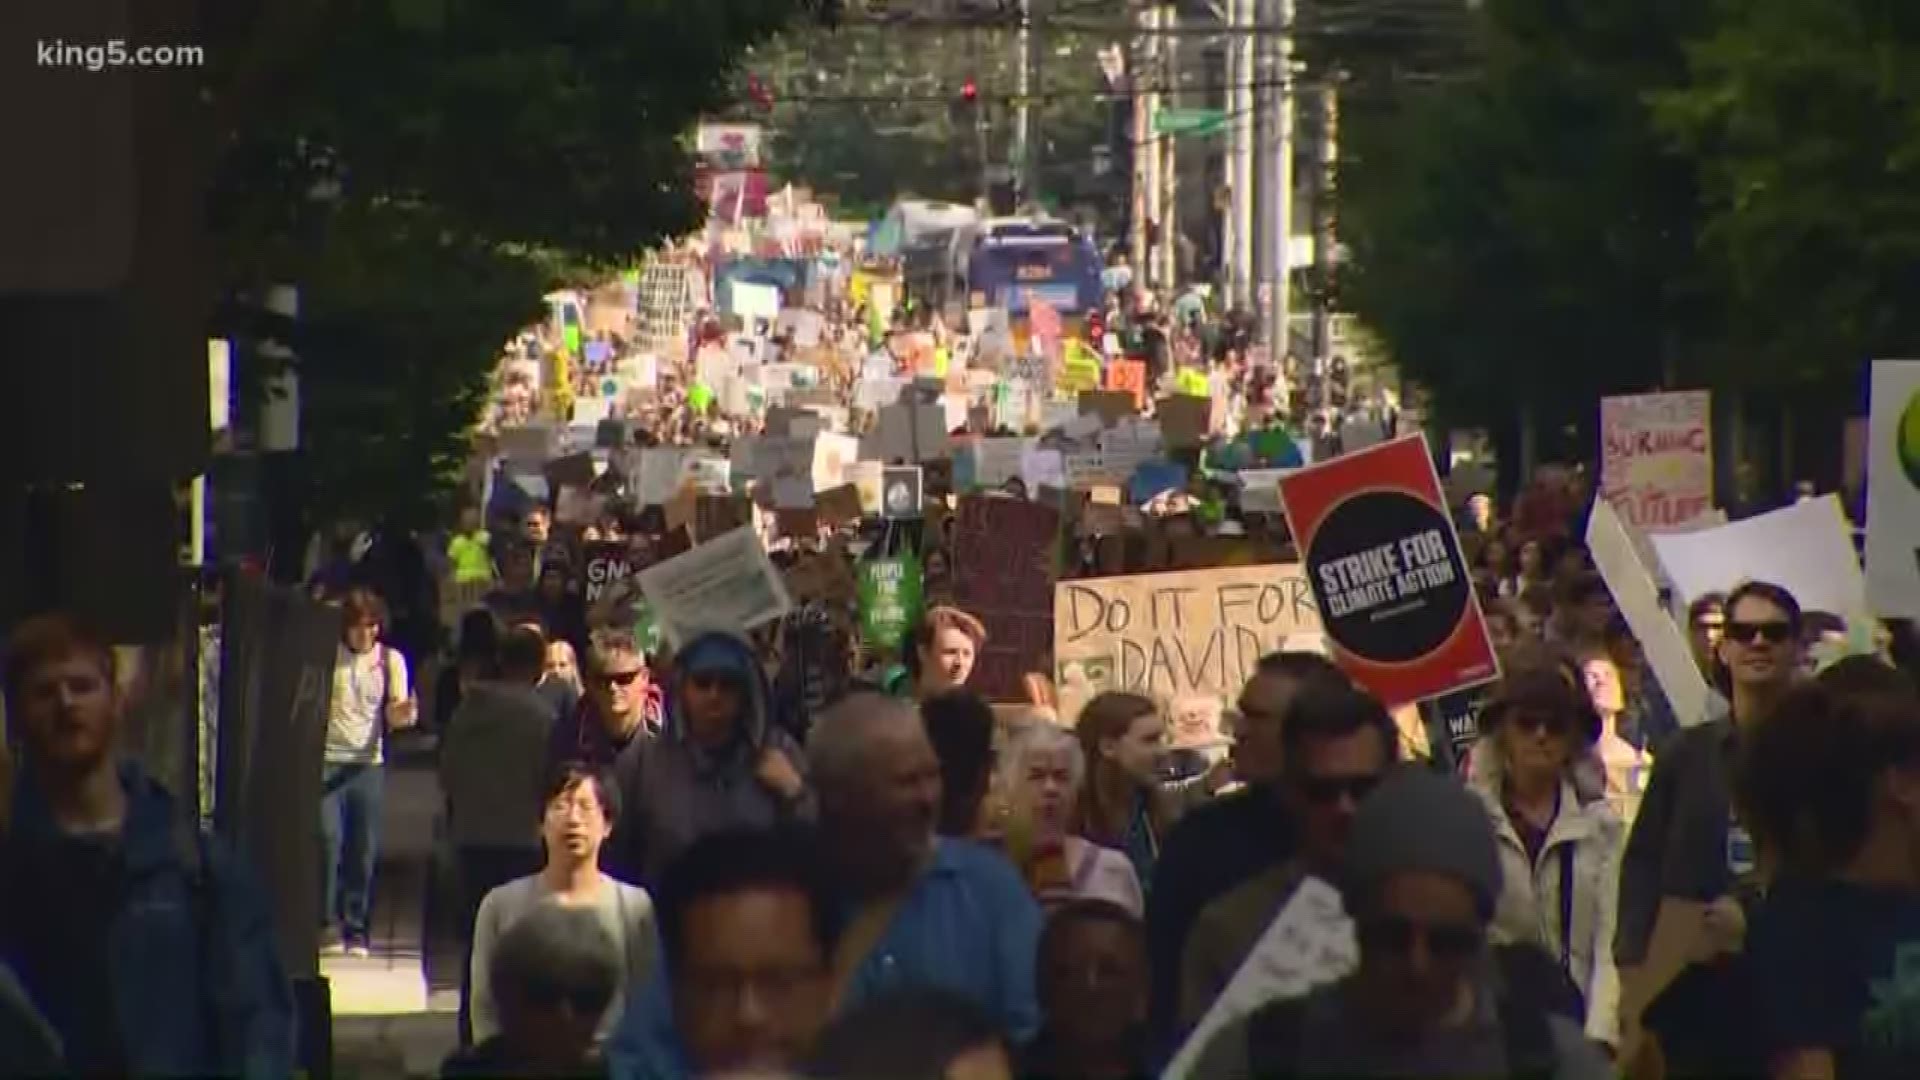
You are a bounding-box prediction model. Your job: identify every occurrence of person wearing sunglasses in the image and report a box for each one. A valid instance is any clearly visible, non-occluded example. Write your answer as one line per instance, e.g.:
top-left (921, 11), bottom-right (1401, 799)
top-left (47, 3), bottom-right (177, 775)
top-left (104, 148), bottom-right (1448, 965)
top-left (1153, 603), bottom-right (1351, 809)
top-left (1191, 768), bottom-right (1609, 1078)
top-left (547, 628), bottom-right (659, 784)
top-left (1615, 580), bottom-right (1803, 1068)
top-left (1178, 682), bottom-right (1398, 1032)
top-left (612, 630), bottom-right (813, 886)
top-left (445, 903), bottom-right (621, 1078)
top-left (1468, 660), bottom-right (1625, 1057)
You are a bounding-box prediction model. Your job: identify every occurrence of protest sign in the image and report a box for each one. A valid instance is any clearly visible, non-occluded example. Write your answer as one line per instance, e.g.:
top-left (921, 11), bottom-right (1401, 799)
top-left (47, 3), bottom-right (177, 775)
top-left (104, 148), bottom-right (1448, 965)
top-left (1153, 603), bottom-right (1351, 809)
top-left (1649, 494), bottom-right (1870, 627)
top-left (1079, 390), bottom-right (1137, 428)
top-left (951, 495), bottom-right (1061, 701)
top-left (730, 281), bottom-right (781, 324)
top-left (1279, 435), bottom-right (1499, 706)
top-left (1237, 469), bottom-right (1289, 514)
top-left (1587, 501), bottom-right (1715, 726)
top-left (637, 526), bottom-right (791, 648)
top-left (1164, 876), bottom-right (1356, 1080)
top-left (498, 423), bottom-right (556, 464)
top-left (1105, 358), bottom-right (1147, 410)
top-left (1868, 361), bottom-right (1920, 618)
top-left (816, 484), bottom-right (864, 528)
top-left (1599, 391), bottom-right (1713, 531)
top-left (1156, 395), bottom-right (1210, 449)
top-left (631, 447), bottom-right (697, 506)
top-left (858, 553), bottom-right (924, 654)
top-left (846, 460), bottom-right (884, 513)
top-left (882, 466), bottom-right (923, 520)
top-left (957, 438), bottom-right (1028, 491)
top-left (1054, 564), bottom-right (1324, 728)
top-left (581, 542), bottom-right (637, 604)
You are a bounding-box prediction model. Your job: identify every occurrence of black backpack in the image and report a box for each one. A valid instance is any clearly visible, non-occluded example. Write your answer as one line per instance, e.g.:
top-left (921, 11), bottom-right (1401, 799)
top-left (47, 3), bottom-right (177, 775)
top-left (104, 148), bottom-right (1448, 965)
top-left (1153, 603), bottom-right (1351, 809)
top-left (1244, 943), bottom-right (1577, 1079)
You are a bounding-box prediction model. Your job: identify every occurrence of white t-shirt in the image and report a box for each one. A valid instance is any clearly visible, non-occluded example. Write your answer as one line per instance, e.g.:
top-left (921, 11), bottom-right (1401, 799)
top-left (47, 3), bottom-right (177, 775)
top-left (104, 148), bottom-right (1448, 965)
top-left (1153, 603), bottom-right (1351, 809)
top-left (470, 872), bottom-right (658, 1045)
top-left (327, 644), bottom-right (410, 764)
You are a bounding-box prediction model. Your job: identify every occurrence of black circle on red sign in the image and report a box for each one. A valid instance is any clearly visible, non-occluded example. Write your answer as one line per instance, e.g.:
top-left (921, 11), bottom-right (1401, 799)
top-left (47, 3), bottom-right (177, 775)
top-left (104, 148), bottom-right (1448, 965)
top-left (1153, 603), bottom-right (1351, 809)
top-left (1305, 490), bottom-right (1469, 664)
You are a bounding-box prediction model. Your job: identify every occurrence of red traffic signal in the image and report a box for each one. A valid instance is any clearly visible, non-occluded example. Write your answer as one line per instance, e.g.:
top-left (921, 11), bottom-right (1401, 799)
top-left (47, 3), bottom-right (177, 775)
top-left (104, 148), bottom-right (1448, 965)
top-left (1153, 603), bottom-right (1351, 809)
top-left (960, 79), bottom-right (978, 103)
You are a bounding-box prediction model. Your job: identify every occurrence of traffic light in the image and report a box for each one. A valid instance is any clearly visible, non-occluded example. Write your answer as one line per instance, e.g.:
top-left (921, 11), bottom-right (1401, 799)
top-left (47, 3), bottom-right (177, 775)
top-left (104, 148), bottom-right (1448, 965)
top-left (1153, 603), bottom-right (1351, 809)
top-left (960, 79), bottom-right (978, 104)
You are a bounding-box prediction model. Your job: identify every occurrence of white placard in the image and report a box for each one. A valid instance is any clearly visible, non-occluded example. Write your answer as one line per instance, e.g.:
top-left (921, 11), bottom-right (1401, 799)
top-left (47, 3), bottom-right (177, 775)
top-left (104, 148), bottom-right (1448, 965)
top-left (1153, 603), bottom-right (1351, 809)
top-left (1164, 877), bottom-right (1356, 1080)
top-left (877, 403), bottom-right (951, 463)
top-left (1648, 495), bottom-right (1870, 625)
top-left (968, 438), bottom-right (1029, 489)
top-left (637, 527), bottom-right (792, 648)
top-left (730, 281), bottom-right (781, 324)
top-left (1600, 390), bottom-right (1714, 531)
top-left (1867, 361), bottom-right (1920, 618)
top-left (1021, 447), bottom-right (1066, 493)
top-left (1588, 502), bottom-right (1716, 727)
top-left (855, 377), bottom-right (909, 411)
top-left (1237, 469), bottom-right (1291, 515)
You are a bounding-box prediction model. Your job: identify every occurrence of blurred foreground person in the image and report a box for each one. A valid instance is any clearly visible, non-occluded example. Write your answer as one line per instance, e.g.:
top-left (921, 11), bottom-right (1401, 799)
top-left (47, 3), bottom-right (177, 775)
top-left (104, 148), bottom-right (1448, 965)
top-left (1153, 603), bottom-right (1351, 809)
top-left (443, 904), bottom-right (618, 1078)
top-left (1189, 768), bottom-right (1609, 1078)
top-left (803, 987), bottom-right (1013, 1080)
top-left (1022, 900), bottom-right (1150, 1080)
top-left (0, 614), bottom-right (293, 1075)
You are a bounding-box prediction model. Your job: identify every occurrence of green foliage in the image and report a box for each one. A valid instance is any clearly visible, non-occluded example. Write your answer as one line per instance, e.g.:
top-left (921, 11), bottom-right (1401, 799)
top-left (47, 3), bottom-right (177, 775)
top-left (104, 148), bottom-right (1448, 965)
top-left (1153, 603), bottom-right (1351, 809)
top-left (1653, 0), bottom-right (1920, 382)
top-left (205, 0), bottom-right (823, 525)
top-left (1338, 0), bottom-right (1717, 433)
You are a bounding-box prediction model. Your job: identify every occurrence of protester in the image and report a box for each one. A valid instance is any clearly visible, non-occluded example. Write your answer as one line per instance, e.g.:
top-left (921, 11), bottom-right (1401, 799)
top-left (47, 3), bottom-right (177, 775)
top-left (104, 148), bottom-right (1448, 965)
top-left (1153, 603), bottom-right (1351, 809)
top-left (611, 630), bottom-right (812, 885)
top-left (0, 614), bottom-right (293, 1075)
top-left (1074, 691), bottom-right (1215, 898)
top-left (1022, 900), bottom-right (1151, 1080)
top-left (446, 506), bottom-right (496, 585)
top-left (998, 722), bottom-right (1144, 916)
top-left (470, 763), bottom-right (655, 1046)
top-left (444, 904), bottom-right (620, 1078)
top-left (646, 829), bottom-right (838, 1077)
top-left (1739, 677), bottom-right (1920, 1078)
top-left (922, 689), bottom-right (999, 837)
top-left (1146, 651), bottom-right (1351, 1052)
top-left (1179, 681), bottom-right (1398, 1030)
top-left (486, 543), bottom-right (543, 626)
top-left (1189, 768), bottom-right (1611, 1078)
top-left (323, 586), bottom-right (417, 957)
top-left (440, 624), bottom-right (557, 1043)
top-left (804, 987), bottom-right (1015, 1080)
top-left (538, 559), bottom-right (589, 656)
top-left (434, 607), bottom-right (501, 734)
top-left (543, 636), bottom-right (586, 719)
top-left (549, 628), bottom-right (657, 785)
top-left (1468, 662), bottom-right (1624, 1051)
top-left (1570, 640), bottom-right (1653, 825)
top-left (1685, 592), bottom-right (1727, 681)
top-left (892, 605), bottom-right (987, 700)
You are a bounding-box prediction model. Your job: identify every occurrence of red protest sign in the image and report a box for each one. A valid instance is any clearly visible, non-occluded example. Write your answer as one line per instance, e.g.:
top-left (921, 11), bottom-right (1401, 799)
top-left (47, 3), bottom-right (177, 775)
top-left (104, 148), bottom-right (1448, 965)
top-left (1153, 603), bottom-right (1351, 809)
top-left (1277, 434), bottom-right (1499, 707)
top-left (1105, 358), bottom-right (1147, 410)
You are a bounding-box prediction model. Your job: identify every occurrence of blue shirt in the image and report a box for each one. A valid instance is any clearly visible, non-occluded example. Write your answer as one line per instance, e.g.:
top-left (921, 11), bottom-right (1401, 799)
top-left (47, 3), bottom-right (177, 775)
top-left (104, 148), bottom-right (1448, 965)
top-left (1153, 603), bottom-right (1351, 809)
top-left (609, 838), bottom-right (1042, 1079)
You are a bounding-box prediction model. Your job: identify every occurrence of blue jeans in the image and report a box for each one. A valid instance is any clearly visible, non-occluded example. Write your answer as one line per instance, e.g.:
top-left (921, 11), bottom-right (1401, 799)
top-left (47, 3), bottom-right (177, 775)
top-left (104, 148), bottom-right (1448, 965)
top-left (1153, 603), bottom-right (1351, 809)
top-left (320, 762), bottom-right (385, 942)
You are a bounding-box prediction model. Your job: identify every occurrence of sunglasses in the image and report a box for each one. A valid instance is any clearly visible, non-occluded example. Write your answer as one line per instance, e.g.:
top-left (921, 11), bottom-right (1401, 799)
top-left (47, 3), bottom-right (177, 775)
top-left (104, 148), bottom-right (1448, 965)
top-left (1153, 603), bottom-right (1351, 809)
top-left (596, 669), bottom-right (644, 688)
top-left (1360, 915), bottom-right (1484, 959)
top-left (1511, 712), bottom-right (1571, 738)
top-left (1725, 620), bottom-right (1794, 646)
top-left (1299, 774), bottom-right (1381, 806)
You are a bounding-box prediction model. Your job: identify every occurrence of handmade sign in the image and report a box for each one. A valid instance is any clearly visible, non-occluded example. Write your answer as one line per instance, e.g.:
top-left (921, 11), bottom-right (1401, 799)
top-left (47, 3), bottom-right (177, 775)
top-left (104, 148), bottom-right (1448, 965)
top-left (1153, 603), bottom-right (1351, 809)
top-left (1053, 564), bottom-right (1324, 728)
top-left (1599, 391), bottom-right (1713, 531)
top-left (951, 495), bottom-right (1062, 701)
top-left (636, 526), bottom-right (791, 648)
top-left (1279, 435), bottom-right (1499, 706)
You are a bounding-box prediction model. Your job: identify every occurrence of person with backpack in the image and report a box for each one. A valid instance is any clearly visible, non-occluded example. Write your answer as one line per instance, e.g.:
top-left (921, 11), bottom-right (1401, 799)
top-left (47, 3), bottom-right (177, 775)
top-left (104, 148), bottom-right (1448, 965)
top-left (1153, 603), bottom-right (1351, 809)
top-left (322, 586), bottom-right (418, 956)
top-left (0, 613), bottom-right (293, 1075)
top-left (1188, 768), bottom-right (1609, 1078)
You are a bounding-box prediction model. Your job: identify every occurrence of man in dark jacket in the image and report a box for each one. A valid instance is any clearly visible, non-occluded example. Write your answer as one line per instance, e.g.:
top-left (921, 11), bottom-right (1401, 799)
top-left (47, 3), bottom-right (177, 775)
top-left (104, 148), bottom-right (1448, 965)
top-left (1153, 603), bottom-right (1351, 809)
top-left (0, 613), bottom-right (293, 1077)
top-left (611, 630), bottom-right (813, 885)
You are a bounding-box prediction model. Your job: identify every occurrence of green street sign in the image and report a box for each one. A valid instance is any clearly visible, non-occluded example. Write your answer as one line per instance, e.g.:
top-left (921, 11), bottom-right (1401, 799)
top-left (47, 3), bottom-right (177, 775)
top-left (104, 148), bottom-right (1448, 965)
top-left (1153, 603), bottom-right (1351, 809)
top-left (1153, 107), bottom-right (1227, 137)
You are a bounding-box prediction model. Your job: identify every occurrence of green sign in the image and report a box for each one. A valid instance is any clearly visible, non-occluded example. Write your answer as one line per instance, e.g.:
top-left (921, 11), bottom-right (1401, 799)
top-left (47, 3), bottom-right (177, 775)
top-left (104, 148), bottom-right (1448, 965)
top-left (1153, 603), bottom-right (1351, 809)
top-left (858, 553), bottom-right (924, 655)
top-left (1153, 107), bottom-right (1227, 137)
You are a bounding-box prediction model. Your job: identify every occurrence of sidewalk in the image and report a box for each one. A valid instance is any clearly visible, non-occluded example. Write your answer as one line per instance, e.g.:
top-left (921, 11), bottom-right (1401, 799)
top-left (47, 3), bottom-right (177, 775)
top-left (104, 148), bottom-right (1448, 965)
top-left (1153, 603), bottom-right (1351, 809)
top-left (326, 761), bottom-right (461, 1078)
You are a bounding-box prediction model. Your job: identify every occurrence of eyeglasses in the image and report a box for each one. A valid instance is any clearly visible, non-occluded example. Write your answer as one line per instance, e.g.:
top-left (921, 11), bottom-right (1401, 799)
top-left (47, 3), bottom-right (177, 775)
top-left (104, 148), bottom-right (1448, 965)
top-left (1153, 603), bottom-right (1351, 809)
top-left (595, 669), bottom-right (644, 688)
top-left (1299, 774), bottom-right (1381, 806)
top-left (1725, 620), bottom-right (1795, 646)
top-left (1360, 915), bottom-right (1484, 959)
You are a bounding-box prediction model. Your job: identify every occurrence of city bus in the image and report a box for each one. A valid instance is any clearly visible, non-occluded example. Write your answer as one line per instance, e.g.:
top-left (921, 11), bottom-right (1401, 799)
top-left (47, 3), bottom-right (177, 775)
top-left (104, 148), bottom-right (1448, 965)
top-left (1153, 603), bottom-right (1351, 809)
top-left (963, 217), bottom-right (1104, 323)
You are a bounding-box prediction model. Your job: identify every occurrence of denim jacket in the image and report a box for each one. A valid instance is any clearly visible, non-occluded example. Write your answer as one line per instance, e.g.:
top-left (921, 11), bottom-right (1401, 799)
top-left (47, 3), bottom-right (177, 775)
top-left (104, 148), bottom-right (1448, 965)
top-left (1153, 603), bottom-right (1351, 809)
top-left (1, 762), bottom-right (294, 1077)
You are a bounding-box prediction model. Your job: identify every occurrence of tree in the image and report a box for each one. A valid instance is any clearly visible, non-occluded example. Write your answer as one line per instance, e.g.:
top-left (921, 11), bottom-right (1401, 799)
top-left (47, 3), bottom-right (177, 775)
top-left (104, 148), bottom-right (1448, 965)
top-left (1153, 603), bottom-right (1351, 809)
top-left (1336, 0), bottom-right (1718, 458)
top-left (202, 0), bottom-right (829, 527)
top-left (1654, 0), bottom-right (1920, 388)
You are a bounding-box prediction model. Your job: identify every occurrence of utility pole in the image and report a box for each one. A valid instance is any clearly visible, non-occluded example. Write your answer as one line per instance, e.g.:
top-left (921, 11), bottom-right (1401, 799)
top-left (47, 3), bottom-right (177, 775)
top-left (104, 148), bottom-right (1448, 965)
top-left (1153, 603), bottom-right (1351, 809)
top-left (1226, 0), bottom-right (1255, 310)
top-left (1014, 0), bottom-right (1032, 206)
top-left (1158, 5), bottom-right (1180, 291)
top-left (1259, 0), bottom-right (1296, 364)
top-left (1135, 4), bottom-right (1161, 286)
top-left (1310, 82), bottom-right (1338, 368)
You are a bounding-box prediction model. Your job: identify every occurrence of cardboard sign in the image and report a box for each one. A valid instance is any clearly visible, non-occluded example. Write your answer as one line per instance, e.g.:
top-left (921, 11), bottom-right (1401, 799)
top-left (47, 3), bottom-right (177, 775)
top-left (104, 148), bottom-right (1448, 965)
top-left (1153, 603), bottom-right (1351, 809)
top-left (1054, 564), bottom-right (1324, 728)
top-left (1079, 390), bottom-right (1138, 428)
top-left (951, 495), bottom-right (1061, 701)
top-left (582, 542), bottom-right (637, 604)
top-left (816, 484), bottom-right (865, 528)
top-left (882, 466), bottom-right (924, 520)
top-left (1279, 435), bottom-right (1500, 706)
top-left (693, 495), bottom-right (752, 544)
top-left (1649, 494), bottom-right (1871, 627)
top-left (1587, 502), bottom-right (1715, 727)
top-left (1105, 358), bottom-right (1147, 410)
top-left (1156, 395), bottom-right (1211, 450)
top-left (846, 460), bottom-right (884, 513)
top-left (636, 526), bottom-right (791, 648)
top-left (1600, 391), bottom-right (1714, 531)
